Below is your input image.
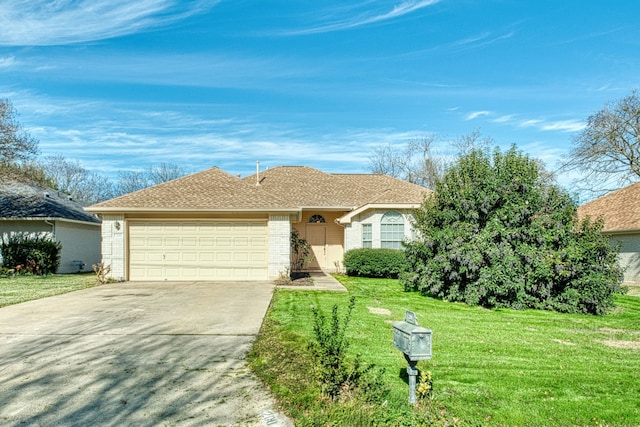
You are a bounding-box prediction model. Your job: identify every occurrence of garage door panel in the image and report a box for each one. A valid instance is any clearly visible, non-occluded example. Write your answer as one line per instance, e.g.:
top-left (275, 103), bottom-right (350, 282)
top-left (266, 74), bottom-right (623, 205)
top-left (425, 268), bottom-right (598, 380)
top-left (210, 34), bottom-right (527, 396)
top-left (129, 221), bottom-right (268, 281)
top-left (199, 252), bottom-right (215, 262)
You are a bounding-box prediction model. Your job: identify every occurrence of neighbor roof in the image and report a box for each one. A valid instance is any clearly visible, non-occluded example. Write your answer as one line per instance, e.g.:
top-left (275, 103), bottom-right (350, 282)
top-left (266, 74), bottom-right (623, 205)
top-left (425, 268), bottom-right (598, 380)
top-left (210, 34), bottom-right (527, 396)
top-left (87, 166), bottom-right (430, 213)
top-left (0, 181), bottom-right (101, 224)
top-left (577, 181), bottom-right (640, 232)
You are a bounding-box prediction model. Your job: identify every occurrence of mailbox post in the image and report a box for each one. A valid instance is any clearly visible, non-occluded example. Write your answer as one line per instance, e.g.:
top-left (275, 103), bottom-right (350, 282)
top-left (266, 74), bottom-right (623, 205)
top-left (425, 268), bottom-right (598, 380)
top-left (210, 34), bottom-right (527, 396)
top-left (393, 311), bottom-right (432, 404)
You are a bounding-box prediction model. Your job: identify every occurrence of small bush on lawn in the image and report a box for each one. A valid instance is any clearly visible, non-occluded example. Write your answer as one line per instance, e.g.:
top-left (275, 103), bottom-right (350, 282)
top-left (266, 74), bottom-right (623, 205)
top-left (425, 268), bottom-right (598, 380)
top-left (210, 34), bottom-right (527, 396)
top-left (344, 248), bottom-right (407, 278)
top-left (0, 234), bottom-right (61, 275)
top-left (309, 296), bottom-right (387, 402)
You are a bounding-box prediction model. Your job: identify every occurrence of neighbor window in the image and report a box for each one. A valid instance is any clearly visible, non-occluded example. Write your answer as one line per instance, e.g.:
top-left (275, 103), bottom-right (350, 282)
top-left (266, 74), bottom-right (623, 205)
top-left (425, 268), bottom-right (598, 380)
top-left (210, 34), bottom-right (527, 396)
top-left (362, 223), bottom-right (372, 248)
top-left (381, 211), bottom-right (404, 249)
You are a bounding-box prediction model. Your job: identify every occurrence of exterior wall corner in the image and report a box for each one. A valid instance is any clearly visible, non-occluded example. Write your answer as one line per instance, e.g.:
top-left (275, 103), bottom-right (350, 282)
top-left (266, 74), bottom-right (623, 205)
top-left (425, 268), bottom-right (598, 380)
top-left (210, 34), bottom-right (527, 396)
top-left (101, 215), bottom-right (125, 281)
top-left (268, 214), bottom-right (291, 279)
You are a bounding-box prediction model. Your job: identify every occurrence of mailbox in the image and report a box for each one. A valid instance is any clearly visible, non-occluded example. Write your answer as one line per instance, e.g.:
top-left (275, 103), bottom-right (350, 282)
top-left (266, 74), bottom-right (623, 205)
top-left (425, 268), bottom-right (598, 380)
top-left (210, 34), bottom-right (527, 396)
top-left (393, 311), bottom-right (432, 361)
top-left (393, 311), bottom-right (433, 404)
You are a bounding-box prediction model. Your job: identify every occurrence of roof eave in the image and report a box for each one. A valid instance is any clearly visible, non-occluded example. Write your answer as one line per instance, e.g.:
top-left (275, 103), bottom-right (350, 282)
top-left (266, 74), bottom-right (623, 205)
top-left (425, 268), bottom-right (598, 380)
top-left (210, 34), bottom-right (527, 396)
top-left (0, 217), bottom-right (101, 226)
top-left (602, 228), bottom-right (640, 235)
top-left (336, 203), bottom-right (420, 224)
top-left (84, 206), bottom-right (301, 214)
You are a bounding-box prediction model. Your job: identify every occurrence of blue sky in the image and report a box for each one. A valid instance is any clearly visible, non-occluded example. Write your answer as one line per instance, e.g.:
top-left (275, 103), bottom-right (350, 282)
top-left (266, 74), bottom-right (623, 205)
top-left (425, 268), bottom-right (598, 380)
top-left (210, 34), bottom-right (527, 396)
top-left (1, 0), bottom-right (639, 196)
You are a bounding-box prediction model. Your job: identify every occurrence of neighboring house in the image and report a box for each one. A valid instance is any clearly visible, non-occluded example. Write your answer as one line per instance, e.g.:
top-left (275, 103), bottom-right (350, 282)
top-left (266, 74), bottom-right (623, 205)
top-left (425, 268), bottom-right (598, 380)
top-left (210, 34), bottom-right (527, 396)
top-left (86, 166), bottom-right (430, 281)
top-left (578, 182), bottom-right (640, 284)
top-left (0, 180), bottom-right (102, 273)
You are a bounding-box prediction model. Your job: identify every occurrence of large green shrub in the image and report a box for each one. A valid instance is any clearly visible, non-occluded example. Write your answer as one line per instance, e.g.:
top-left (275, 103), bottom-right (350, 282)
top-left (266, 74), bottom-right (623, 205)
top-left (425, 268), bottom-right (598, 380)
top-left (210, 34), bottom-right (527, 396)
top-left (344, 248), bottom-right (407, 278)
top-left (401, 146), bottom-right (625, 315)
top-left (0, 234), bottom-right (61, 275)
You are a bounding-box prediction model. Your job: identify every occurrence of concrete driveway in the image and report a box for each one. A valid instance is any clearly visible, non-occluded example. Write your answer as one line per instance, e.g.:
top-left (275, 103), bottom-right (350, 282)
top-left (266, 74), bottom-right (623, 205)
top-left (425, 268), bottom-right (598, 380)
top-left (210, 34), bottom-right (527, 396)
top-left (0, 281), bottom-right (292, 426)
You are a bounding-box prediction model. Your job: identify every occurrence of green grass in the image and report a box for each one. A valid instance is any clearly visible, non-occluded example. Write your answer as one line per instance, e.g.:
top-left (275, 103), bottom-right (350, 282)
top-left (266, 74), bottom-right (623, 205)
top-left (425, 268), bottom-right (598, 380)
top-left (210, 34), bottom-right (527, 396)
top-left (0, 273), bottom-right (97, 308)
top-left (249, 275), bottom-right (640, 426)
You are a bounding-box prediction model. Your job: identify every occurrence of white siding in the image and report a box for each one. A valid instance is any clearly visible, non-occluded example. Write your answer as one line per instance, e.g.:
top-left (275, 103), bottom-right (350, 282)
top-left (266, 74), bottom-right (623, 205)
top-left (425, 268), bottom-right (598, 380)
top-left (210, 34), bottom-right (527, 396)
top-left (0, 220), bottom-right (99, 274)
top-left (54, 221), bottom-right (101, 274)
top-left (610, 233), bottom-right (640, 285)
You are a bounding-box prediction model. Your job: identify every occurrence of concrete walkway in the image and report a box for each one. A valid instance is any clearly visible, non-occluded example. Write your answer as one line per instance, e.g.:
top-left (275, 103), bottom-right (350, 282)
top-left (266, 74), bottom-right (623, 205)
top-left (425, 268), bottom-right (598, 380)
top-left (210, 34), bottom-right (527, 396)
top-left (276, 271), bottom-right (347, 291)
top-left (0, 281), bottom-right (293, 427)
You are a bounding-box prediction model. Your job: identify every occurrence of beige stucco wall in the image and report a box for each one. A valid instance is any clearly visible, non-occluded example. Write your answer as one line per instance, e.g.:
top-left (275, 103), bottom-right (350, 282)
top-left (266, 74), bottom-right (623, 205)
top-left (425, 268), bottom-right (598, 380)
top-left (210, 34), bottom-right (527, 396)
top-left (343, 209), bottom-right (416, 252)
top-left (609, 233), bottom-right (640, 285)
top-left (293, 211), bottom-right (346, 272)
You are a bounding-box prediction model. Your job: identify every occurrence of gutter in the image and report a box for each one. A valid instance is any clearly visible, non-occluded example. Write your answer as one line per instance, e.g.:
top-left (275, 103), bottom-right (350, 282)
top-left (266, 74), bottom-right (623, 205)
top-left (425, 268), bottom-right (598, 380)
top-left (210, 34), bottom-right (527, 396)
top-left (0, 217), bottom-right (101, 226)
top-left (44, 219), bottom-right (56, 239)
top-left (84, 207), bottom-right (301, 214)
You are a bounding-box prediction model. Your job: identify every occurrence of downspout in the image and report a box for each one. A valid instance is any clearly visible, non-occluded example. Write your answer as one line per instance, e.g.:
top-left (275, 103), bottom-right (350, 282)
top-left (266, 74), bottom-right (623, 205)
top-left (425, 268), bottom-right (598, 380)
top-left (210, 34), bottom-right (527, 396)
top-left (44, 218), bottom-right (56, 240)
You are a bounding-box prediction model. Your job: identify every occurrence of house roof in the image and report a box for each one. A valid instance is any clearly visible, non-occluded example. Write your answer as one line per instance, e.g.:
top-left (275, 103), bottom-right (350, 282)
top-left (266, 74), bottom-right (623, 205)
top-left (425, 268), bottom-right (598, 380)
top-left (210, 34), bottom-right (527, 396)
top-left (87, 166), bottom-right (430, 213)
top-left (0, 180), bottom-right (101, 224)
top-left (88, 167), bottom-right (292, 211)
top-left (577, 181), bottom-right (640, 232)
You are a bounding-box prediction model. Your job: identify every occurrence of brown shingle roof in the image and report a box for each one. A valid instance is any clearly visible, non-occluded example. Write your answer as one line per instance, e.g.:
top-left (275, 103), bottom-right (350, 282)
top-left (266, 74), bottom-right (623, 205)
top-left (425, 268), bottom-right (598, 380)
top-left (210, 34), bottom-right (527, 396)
top-left (242, 167), bottom-right (430, 207)
top-left (577, 182), bottom-right (640, 232)
top-left (88, 166), bottom-right (430, 212)
top-left (88, 167), bottom-right (291, 211)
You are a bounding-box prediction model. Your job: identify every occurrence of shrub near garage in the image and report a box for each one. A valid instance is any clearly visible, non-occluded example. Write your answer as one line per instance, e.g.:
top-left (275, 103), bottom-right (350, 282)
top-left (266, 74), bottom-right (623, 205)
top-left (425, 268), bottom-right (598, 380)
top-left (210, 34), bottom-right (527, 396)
top-left (344, 248), bottom-right (407, 278)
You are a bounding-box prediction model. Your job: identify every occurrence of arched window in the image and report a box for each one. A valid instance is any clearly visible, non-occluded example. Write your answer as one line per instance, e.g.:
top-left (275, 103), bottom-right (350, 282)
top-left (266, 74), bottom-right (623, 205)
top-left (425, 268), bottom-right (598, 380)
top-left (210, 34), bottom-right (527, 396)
top-left (309, 214), bottom-right (326, 223)
top-left (381, 211), bottom-right (404, 249)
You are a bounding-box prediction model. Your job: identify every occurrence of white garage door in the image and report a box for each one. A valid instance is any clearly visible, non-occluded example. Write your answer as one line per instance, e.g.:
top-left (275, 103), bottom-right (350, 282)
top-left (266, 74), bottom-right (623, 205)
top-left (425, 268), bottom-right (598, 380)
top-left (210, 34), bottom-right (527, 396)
top-left (129, 221), bottom-right (268, 281)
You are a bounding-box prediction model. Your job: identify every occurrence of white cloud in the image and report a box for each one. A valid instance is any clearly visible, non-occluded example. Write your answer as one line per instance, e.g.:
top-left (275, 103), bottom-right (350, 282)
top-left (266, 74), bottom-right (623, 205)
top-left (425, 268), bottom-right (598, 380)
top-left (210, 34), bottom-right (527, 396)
top-left (540, 120), bottom-right (586, 132)
top-left (0, 0), bottom-right (218, 46)
top-left (491, 114), bottom-right (515, 123)
top-left (0, 55), bottom-right (16, 68)
top-left (281, 0), bottom-right (441, 35)
top-left (466, 110), bottom-right (490, 120)
top-left (519, 119), bottom-right (543, 128)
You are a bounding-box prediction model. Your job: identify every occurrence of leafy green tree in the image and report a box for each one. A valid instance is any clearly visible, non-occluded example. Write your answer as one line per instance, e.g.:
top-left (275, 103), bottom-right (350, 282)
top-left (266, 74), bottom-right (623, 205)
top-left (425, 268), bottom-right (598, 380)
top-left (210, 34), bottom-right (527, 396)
top-left (401, 146), bottom-right (625, 315)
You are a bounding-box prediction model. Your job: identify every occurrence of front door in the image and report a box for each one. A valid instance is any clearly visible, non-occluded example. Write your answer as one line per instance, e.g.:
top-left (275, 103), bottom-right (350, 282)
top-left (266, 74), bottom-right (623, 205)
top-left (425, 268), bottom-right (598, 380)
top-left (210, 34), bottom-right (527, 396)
top-left (305, 225), bottom-right (327, 270)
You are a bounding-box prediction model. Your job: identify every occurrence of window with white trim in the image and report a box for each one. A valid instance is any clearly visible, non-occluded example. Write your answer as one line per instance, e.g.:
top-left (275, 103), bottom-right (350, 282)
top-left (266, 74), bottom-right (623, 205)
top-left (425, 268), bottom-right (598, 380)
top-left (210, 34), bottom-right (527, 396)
top-left (362, 223), bottom-right (372, 248)
top-left (381, 211), bottom-right (404, 249)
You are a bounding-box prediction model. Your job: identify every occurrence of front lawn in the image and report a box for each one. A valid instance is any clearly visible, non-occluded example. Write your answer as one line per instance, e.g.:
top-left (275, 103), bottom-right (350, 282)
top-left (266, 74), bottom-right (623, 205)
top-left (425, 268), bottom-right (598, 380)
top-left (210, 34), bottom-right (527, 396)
top-left (249, 275), bottom-right (640, 426)
top-left (0, 273), bottom-right (97, 308)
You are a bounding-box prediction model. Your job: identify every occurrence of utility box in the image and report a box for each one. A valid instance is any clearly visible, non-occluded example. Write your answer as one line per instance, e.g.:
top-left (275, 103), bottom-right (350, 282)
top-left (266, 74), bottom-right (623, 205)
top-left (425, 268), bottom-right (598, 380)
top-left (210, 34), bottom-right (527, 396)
top-left (393, 311), bottom-right (432, 361)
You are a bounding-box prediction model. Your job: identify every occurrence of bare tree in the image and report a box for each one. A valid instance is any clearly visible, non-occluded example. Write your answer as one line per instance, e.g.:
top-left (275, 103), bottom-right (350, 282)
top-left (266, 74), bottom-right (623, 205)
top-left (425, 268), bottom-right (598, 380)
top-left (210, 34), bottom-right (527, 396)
top-left (368, 131), bottom-right (494, 189)
top-left (40, 155), bottom-right (114, 204)
top-left (368, 135), bottom-right (444, 188)
top-left (115, 162), bottom-right (189, 195)
top-left (452, 129), bottom-right (493, 157)
top-left (562, 90), bottom-right (640, 195)
top-left (0, 99), bottom-right (38, 165)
